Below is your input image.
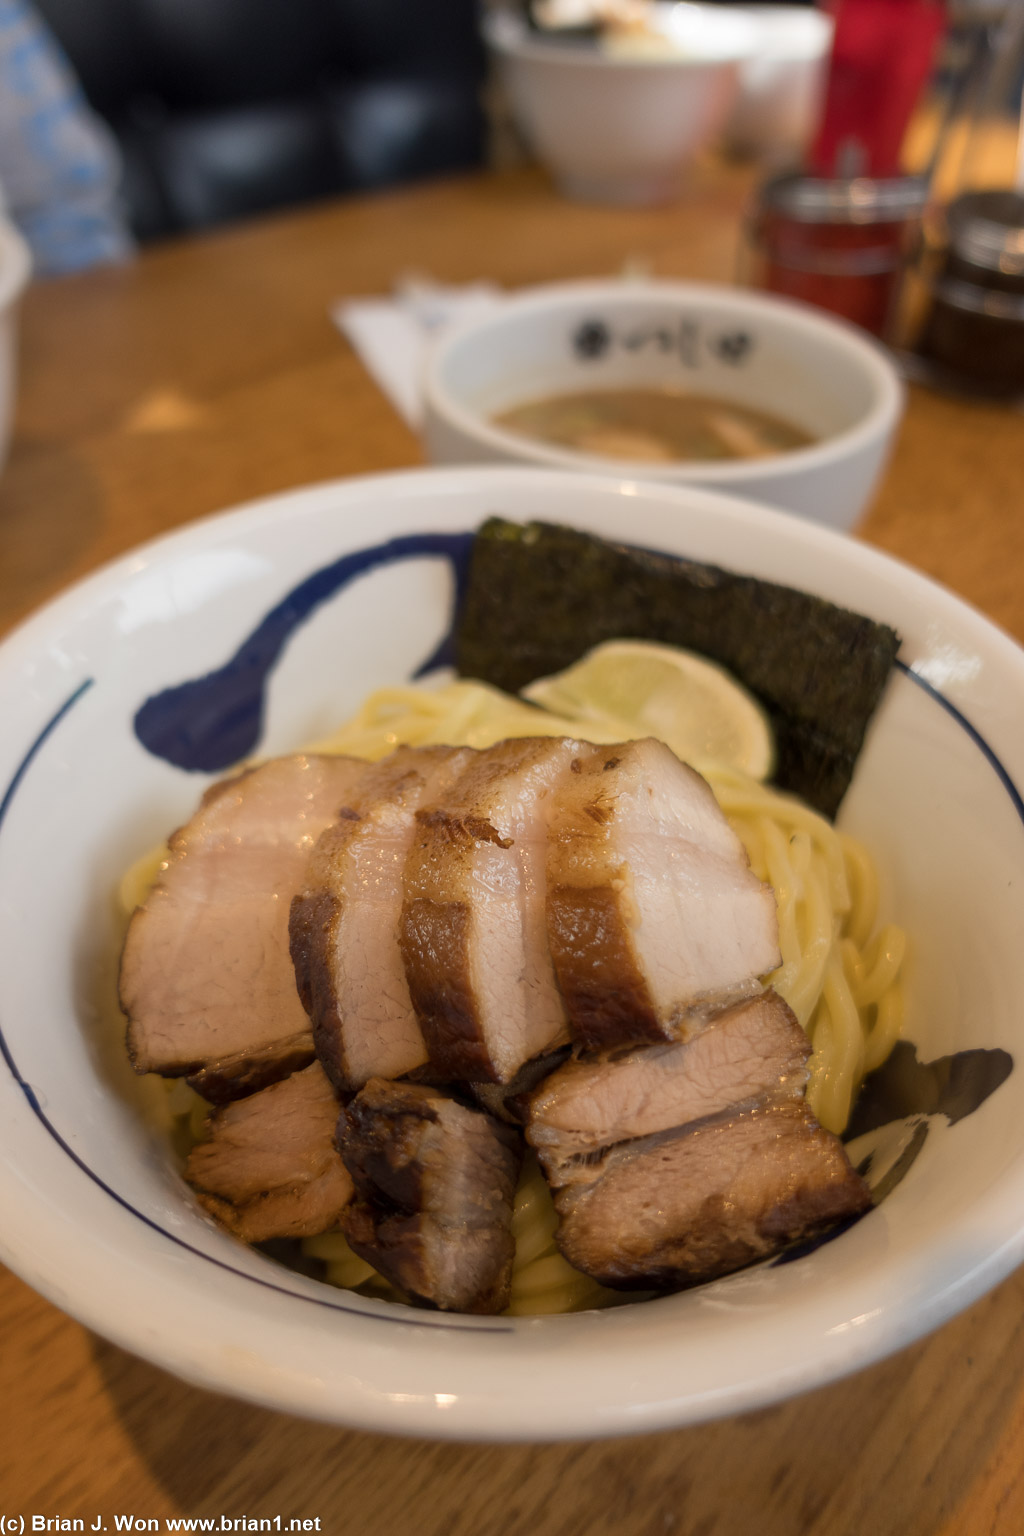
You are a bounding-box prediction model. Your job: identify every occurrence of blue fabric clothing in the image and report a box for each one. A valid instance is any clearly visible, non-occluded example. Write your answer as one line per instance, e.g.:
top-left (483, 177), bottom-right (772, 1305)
top-left (0, 0), bottom-right (134, 275)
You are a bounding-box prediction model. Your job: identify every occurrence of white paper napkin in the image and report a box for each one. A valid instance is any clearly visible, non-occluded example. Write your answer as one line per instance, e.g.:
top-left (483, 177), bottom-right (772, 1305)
top-left (331, 276), bottom-right (503, 430)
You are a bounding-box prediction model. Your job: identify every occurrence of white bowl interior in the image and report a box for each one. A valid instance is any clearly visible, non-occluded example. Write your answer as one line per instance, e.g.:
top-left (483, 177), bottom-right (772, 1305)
top-left (431, 289), bottom-right (877, 442)
top-left (736, 4), bottom-right (833, 58)
top-left (617, 2), bottom-right (759, 60)
top-left (2, 467), bottom-right (1023, 1440)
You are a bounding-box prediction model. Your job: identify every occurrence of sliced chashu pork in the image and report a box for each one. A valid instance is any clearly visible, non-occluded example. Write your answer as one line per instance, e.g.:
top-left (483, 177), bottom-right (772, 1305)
top-left (528, 989), bottom-right (810, 1176)
top-left (400, 736), bottom-right (579, 1082)
top-left (185, 1061), bottom-right (353, 1242)
top-left (290, 744), bottom-right (474, 1091)
top-left (338, 1077), bottom-right (522, 1314)
top-left (546, 738), bottom-right (780, 1050)
top-left (120, 754), bottom-right (369, 1097)
top-left (528, 988), bottom-right (871, 1289)
top-left (551, 1101), bottom-right (872, 1289)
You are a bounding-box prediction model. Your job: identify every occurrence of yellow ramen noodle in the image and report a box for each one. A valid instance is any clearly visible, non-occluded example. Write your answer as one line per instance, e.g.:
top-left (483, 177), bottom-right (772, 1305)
top-left (119, 676), bottom-right (905, 1317)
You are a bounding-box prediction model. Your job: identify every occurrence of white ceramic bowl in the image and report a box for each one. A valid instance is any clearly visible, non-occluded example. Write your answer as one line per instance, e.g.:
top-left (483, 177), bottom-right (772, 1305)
top-left (0, 217), bottom-right (31, 475)
top-left (724, 5), bottom-right (834, 161)
top-left (2, 465), bottom-right (1024, 1441)
top-left (485, 4), bottom-right (756, 204)
top-left (422, 280), bottom-right (904, 531)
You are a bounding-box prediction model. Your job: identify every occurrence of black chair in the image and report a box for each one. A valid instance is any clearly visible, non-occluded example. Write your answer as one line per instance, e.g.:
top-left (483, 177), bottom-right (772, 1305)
top-left (35, 0), bottom-right (488, 241)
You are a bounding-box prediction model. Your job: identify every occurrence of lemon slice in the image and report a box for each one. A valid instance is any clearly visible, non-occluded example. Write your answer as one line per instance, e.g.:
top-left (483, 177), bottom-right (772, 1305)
top-left (520, 640), bottom-right (775, 779)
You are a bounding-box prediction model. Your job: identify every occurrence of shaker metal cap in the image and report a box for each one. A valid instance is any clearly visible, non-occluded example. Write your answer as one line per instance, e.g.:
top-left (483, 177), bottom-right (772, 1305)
top-left (947, 191), bottom-right (1024, 277)
top-left (758, 173), bottom-right (930, 225)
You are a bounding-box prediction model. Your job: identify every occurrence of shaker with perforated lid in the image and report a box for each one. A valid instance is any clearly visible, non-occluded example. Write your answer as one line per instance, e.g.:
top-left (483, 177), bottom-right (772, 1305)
top-left (914, 189), bottom-right (1024, 394)
top-left (743, 172), bottom-right (930, 338)
top-left (741, 0), bottom-right (943, 339)
top-left (897, 0), bottom-right (1024, 395)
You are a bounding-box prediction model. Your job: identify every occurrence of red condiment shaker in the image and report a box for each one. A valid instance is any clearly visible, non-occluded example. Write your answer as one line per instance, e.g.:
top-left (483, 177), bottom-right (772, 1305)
top-left (809, 0), bottom-right (947, 179)
top-left (744, 173), bottom-right (930, 338)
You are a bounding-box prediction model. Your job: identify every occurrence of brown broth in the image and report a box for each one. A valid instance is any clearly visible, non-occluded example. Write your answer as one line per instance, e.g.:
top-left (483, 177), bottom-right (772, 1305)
top-left (493, 386), bottom-right (814, 463)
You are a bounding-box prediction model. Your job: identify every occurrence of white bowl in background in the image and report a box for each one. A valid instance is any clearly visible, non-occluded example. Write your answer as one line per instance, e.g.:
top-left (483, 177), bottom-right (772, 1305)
top-left (0, 218), bottom-right (31, 474)
top-left (1, 464), bottom-right (1023, 1439)
top-left (484, 4), bottom-right (757, 205)
top-left (422, 279), bottom-right (904, 531)
top-left (725, 5), bottom-right (834, 162)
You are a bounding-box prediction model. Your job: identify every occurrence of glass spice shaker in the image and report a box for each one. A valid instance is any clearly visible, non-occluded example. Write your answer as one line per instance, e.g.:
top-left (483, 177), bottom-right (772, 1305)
top-left (911, 190), bottom-right (1024, 396)
top-left (892, 0), bottom-right (1024, 396)
top-left (742, 172), bottom-right (931, 339)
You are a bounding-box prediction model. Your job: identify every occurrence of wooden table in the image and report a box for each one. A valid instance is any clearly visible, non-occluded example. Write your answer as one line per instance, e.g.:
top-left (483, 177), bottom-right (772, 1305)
top-left (2, 162), bottom-right (1023, 1536)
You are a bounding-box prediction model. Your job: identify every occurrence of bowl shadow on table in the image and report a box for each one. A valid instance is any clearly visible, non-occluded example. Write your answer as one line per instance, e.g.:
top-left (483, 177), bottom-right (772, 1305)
top-left (87, 1269), bottom-right (1024, 1536)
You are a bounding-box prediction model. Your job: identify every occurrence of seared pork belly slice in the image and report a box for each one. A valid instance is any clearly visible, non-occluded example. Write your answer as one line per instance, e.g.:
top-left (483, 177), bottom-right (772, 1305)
top-left (401, 736), bottom-right (578, 1083)
top-left (185, 1062), bottom-right (353, 1243)
top-left (121, 754), bottom-right (372, 1090)
top-left (546, 739), bottom-right (780, 1050)
top-left (338, 1078), bottom-right (522, 1313)
top-left (290, 745), bottom-right (475, 1092)
top-left (553, 1101), bottom-right (872, 1290)
top-left (528, 990), bottom-right (808, 1172)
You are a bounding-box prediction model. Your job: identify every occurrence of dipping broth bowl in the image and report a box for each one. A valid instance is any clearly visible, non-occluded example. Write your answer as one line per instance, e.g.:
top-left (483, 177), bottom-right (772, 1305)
top-left (421, 280), bottom-right (905, 532)
top-left (1, 465), bottom-right (1024, 1439)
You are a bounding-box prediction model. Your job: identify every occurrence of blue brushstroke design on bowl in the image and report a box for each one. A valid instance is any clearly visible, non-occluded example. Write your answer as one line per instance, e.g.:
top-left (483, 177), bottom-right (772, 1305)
top-left (133, 531), bottom-right (474, 772)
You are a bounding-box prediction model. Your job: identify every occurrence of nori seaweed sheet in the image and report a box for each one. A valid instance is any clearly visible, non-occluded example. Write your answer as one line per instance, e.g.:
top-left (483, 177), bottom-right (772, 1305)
top-left (454, 519), bottom-right (901, 819)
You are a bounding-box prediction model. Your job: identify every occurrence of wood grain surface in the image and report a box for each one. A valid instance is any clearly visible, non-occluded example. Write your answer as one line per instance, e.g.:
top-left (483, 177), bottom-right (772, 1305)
top-left (2, 162), bottom-right (1023, 1535)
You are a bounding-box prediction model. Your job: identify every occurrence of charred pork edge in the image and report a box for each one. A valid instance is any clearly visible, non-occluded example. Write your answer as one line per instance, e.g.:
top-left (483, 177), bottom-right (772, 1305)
top-left (344, 1204), bottom-right (516, 1315)
top-left (335, 1085), bottom-right (521, 1314)
top-left (399, 896), bottom-right (502, 1081)
top-left (336, 1093), bottom-right (438, 1210)
top-left (547, 883), bottom-right (666, 1050)
top-left (289, 888), bottom-right (358, 1092)
top-left (341, 1202), bottom-right (515, 1315)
